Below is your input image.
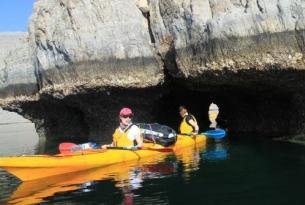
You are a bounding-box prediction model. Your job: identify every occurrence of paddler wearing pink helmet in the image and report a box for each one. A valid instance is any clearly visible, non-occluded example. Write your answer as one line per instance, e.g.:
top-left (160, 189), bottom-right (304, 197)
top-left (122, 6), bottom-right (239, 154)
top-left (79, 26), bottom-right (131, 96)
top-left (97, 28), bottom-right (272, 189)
top-left (101, 107), bottom-right (143, 150)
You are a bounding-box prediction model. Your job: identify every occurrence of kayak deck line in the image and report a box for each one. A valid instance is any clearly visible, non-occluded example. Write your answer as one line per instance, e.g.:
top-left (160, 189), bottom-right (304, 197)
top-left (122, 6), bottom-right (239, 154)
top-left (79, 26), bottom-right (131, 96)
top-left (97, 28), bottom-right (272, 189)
top-left (0, 135), bottom-right (207, 181)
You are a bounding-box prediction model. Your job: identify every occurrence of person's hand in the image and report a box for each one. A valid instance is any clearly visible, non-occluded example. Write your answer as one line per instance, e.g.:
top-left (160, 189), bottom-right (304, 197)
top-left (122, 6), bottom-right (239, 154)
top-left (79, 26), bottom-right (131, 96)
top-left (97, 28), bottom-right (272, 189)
top-left (191, 131), bottom-right (199, 136)
top-left (101, 145), bottom-right (108, 149)
top-left (71, 145), bottom-right (82, 152)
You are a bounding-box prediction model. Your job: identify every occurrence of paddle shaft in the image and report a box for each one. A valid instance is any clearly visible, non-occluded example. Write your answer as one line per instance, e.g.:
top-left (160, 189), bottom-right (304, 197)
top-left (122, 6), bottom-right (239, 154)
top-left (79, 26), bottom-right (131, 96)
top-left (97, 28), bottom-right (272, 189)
top-left (106, 146), bottom-right (173, 152)
top-left (59, 142), bottom-right (172, 153)
top-left (178, 133), bottom-right (202, 137)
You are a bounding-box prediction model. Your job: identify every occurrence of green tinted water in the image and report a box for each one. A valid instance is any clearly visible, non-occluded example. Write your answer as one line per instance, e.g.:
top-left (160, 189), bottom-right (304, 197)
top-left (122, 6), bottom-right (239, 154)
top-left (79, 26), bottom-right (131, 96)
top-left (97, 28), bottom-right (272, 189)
top-left (1, 134), bottom-right (305, 205)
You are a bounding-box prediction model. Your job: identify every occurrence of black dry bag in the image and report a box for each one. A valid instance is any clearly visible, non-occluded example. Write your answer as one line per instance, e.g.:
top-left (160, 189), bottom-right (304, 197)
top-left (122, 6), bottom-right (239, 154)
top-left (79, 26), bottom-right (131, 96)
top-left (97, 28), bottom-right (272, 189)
top-left (137, 123), bottom-right (177, 147)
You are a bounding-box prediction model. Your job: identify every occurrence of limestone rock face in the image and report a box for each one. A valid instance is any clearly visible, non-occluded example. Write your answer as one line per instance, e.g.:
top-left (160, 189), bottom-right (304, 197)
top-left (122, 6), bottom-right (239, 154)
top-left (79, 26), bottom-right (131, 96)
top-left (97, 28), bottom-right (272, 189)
top-left (29, 0), bottom-right (162, 91)
top-left (134, 0), bottom-right (149, 13)
top-left (149, 0), bottom-right (305, 78)
top-left (1, 0), bottom-right (305, 97)
top-left (2, 0), bottom-right (305, 141)
top-left (0, 33), bottom-right (37, 98)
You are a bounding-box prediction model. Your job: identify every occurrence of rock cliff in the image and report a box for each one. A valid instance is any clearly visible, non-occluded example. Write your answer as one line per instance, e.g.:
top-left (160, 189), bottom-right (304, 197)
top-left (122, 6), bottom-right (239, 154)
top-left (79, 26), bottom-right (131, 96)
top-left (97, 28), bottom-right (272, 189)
top-left (149, 0), bottom-right (305, 81)
top-left (1, 0), bottom-right (305, 141)
top-left (1, 0), bottom-right (305, 96)
top-left (28, 0), bottom-right (162, 93)
top-left (0, 33), bottom-right (37, 98)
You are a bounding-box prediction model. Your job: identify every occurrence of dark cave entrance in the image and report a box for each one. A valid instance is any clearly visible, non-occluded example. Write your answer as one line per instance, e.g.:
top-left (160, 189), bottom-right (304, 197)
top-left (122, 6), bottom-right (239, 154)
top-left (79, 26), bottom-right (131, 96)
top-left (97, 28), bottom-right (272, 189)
top-left (155, 83), bottom-right (293, 139)
top-left (17, 81), bottom-right (302, 144)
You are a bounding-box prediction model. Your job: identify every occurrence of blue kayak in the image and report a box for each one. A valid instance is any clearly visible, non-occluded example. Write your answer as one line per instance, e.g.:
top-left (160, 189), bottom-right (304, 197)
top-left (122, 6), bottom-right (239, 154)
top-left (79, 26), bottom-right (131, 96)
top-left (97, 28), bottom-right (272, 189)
top-left (202, 129), bottom-right (226, 139)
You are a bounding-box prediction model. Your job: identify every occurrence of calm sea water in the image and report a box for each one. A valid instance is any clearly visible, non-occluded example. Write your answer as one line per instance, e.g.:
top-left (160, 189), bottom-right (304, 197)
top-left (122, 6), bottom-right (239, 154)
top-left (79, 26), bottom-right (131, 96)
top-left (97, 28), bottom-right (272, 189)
top-left (1, 111), bottom-right (305, 204)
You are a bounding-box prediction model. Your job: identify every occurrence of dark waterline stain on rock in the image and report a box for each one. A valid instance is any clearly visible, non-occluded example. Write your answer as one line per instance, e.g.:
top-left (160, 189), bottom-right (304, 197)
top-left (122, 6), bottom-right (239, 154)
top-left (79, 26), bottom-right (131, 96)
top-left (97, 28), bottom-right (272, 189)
top-left (0, 83), bottom-right (38, 98)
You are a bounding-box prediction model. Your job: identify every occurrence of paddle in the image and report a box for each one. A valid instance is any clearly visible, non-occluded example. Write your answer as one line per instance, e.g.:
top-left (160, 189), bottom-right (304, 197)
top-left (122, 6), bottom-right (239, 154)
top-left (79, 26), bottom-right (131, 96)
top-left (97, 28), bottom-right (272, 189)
top-left (59, 142), bottom-right (173, 154)
top-left (59, 142), bottom-right (79, 154)
top-left (106, 146), bottom-right (173, 152)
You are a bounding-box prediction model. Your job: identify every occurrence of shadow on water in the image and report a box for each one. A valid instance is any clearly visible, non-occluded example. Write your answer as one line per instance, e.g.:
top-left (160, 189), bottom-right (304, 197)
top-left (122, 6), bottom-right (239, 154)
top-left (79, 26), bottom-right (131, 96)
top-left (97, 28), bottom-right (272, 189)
top-left (191, 138), bottom-right (305, 205)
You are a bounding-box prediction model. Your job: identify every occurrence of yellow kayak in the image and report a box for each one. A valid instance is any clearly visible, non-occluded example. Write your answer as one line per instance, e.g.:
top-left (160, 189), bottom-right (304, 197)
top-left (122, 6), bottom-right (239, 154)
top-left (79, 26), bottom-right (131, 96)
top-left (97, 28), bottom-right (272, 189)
top-left (0, 135), bottom-right (206, 181)
top-left (7, 142), bottom-right (206, 205)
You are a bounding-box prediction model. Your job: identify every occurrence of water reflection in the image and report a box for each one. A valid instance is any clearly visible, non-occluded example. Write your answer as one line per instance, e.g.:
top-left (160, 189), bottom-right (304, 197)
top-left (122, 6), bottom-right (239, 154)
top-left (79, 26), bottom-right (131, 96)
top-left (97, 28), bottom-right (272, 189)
top-left (202, 140), bottom-right (229, 161)
top-left (175, 141), bottom-right (207, 181)
top-left (6, 154), bottom-right (175, 205)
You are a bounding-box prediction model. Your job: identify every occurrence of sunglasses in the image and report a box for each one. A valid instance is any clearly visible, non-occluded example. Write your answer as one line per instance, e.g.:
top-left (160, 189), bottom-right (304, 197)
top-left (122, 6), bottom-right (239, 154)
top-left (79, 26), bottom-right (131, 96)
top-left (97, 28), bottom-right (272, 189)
top-left (120, 114), bottom-right (133, 119)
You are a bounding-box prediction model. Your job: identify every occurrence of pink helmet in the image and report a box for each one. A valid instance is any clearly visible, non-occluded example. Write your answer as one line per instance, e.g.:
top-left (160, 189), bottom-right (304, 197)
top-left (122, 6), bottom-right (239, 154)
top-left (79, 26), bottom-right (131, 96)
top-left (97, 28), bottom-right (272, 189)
top-left (119, 107), bottom-right (133, 116)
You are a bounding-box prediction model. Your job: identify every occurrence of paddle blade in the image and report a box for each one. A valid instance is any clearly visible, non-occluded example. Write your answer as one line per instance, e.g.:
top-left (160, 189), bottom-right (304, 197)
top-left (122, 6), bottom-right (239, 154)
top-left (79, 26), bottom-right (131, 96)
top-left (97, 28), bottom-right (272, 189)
top-left (59, 142), bottom-right (77, 154)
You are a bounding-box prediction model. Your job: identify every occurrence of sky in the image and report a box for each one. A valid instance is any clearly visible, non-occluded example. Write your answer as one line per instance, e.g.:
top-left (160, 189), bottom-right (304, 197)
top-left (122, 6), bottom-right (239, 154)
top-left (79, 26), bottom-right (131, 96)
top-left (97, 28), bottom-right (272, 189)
top-left (0, 0), bottom-right (36, 32)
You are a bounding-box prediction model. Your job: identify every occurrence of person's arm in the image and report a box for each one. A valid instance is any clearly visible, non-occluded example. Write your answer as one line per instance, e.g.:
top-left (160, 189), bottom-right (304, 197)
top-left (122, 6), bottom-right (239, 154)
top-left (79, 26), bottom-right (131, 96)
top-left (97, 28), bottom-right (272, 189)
top-left (135, 131), bottom-right (143, 147)
top-left (188, 119), bottom-right (199, 135)
top-left (127, 125), bottom-right (143, 149)
top-left (101, 142), bottom-right (114, 149)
